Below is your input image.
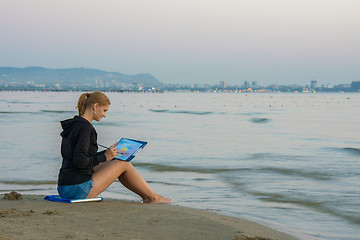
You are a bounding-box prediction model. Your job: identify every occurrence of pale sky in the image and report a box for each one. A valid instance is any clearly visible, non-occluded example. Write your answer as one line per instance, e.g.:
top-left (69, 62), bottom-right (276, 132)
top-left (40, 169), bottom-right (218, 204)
top-left (0, 0), bottom-right (359, 85)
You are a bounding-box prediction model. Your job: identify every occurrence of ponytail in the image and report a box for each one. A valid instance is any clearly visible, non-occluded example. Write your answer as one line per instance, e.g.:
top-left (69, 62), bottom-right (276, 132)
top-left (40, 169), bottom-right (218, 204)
top-left (77, 93), bottom-right (88, 116)
top-left (77, 91), bottom-right (110, 116)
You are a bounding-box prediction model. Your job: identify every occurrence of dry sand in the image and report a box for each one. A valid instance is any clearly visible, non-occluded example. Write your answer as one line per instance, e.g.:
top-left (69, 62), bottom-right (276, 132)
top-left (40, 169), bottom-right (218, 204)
top-left (0, 193), bottom-right (297, 240)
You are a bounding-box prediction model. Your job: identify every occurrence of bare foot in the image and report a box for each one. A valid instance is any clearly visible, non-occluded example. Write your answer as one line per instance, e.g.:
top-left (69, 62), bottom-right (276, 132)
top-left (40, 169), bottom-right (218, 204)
top-left (143, 194), bottom-right (173, 204)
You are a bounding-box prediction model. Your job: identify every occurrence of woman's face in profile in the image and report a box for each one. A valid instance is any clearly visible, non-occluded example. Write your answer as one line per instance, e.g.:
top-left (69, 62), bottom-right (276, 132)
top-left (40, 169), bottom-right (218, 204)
top-left (93, 104), bottom-right (109, 122)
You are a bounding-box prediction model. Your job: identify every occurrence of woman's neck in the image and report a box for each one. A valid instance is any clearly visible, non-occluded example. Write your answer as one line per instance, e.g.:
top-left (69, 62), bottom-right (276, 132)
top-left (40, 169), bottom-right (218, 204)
top-left (80, 110), bottom-right (93, 122)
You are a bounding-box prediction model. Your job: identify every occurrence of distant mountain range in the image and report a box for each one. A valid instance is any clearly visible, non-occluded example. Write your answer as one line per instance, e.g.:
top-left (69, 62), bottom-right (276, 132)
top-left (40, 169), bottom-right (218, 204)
top-left (0, 67), bottom-right (162, 88)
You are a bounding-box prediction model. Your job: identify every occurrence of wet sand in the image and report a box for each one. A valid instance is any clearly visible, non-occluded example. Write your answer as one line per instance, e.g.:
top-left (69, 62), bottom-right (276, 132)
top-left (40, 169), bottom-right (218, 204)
top-left (0, 194), bottom-right (297, 240)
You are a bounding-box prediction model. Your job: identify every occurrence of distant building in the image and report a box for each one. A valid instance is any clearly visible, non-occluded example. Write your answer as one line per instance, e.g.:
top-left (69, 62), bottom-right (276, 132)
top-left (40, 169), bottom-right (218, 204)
top-left (220, 80), bottom-right (227, 88)
top-left (335, 84), bottom-right (351, 89)
top-left (351, 81), bottom-right (360, 91)
top-left (310, 80), bottom-right (317, 89)
top-left (322, 84), bottom-right (334, 89)
top-left (244, 81), bottom-right (250, 88)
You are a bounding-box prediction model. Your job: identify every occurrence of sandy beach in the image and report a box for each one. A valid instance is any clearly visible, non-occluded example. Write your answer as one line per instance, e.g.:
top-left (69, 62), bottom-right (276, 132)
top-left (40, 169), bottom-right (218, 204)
top-left (0, 193), bottom-right (297, 240)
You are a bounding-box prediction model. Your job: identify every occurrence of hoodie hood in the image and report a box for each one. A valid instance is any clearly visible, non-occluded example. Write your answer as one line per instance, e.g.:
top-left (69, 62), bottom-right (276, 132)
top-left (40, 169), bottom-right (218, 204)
top-left (60, 116), bottom-right (89, 138)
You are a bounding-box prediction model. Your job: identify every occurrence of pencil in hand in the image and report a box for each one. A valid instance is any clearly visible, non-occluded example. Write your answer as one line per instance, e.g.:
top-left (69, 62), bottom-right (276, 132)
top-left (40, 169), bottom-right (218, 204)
top-left (98, 144), bottom-right (123, 154)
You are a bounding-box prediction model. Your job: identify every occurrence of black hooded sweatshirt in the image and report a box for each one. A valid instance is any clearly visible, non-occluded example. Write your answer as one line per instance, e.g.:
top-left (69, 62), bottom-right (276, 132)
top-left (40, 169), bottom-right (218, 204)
top-left (58, 116), bottom-right (106, 186)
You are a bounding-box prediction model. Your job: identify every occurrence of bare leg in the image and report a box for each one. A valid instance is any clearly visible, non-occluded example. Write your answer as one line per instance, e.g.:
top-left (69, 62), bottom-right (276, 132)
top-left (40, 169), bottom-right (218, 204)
top-left (87, 160), bottom-right (172, 203)
top-left (117, 163), bottom-right (172, 203)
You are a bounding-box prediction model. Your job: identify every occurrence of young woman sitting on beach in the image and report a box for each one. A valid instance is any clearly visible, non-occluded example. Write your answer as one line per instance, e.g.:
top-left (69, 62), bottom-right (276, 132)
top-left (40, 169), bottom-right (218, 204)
top-left (57, 91), bottom-right (172, 203)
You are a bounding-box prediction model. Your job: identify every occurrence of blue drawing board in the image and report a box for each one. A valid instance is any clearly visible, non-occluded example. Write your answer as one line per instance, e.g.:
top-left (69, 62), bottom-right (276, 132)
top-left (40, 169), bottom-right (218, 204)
top-left (114, 138), bottom-right (147, 161)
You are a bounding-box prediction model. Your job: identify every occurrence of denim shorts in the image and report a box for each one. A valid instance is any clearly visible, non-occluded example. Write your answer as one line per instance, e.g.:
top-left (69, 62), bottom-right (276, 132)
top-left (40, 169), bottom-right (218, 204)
top-left (57, 179), bottom-right (93, 199)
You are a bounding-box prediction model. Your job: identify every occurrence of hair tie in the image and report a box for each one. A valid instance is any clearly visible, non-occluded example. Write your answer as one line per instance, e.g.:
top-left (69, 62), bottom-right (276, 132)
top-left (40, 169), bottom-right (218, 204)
top-left (86, 93), bottom-right (89, 98)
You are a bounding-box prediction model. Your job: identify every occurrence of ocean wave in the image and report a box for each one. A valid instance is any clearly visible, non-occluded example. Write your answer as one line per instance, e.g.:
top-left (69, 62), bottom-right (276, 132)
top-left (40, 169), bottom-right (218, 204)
top-left (92, 121), bottom-right (122, 126)
top-left (149, 109), bottom-right (213, 115)
top-left (249, 117), bottom-right (271, 123)
top-left (326, 147), bottom-right (360, 156)
top-left (133, 162), bottom-right (332, 181)
top-left (0, 180), bottom-right (57, 185)
top-left (0, 111), bottom-right (37, 114)
top-left (6, 100), bottom-right (35, 104)
top-left (248, 152), bottom-right (312, 162)
top-left (146, 180), bottom-right (189, 186)
top-left (0, 110), bottom-right (76, 114)
top-left (222, 177), bottom-right (360, 225)
top-left (235, 112), bottom-right (266, 116)
top-left (0, 188), bottom-right (51, 193)
top-left (133, 162), bottom-right (249, 174)
top-left (255, 191), bottom-right (360, 225)
top-left (260, 167), bottom-right (333, 181)
top-left (40, 110), bottom-right (76, 114)
top-left (341, 147), bottom-right (360, 155)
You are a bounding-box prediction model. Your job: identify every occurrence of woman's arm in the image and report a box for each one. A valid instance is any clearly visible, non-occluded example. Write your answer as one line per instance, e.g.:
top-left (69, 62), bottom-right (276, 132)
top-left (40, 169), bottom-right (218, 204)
top-left (72, 124), bottom-right (106, 169)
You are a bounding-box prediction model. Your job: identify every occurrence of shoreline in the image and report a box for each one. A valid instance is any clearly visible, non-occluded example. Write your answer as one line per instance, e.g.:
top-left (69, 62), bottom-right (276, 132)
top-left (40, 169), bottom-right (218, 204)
top-left (0, 194), bottom-right (298, 240)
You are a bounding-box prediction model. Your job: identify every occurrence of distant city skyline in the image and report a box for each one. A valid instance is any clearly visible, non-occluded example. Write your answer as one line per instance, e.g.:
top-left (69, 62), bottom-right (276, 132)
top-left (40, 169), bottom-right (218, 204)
top-left (1, 66), bottom-right (359, 93)
top-left (1, 0), bottom-right (359, 85)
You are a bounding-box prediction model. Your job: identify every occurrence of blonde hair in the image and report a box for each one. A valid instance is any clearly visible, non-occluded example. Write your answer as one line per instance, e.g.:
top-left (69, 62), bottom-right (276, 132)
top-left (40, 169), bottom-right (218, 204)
top-left (77, 91), bottom-right (110, 116)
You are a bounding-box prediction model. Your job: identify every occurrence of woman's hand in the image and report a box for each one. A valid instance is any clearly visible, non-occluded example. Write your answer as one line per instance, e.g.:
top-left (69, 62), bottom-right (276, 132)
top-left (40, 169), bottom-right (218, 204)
top-left (104, 147), bottom-right (117, 161)
top-left (110, 141), bottom-right (119, 149)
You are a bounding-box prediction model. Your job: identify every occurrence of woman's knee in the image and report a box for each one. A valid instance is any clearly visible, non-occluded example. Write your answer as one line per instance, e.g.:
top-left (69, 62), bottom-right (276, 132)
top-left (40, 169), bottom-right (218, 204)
top-left (102, 160), bottom-right (134, 176)
top-left (112, 160), bottom-right (132, 169)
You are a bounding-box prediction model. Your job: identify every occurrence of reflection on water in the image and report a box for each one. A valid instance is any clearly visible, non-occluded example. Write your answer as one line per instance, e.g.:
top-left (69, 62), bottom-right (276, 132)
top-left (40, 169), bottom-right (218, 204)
top-left (149, 109), bottom-right (213, 115)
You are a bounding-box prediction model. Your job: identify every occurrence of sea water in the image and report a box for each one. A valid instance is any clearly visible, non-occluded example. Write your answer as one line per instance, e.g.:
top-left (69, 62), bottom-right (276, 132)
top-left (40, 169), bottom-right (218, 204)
top-left (0, 91), bottom-right (359, 240)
